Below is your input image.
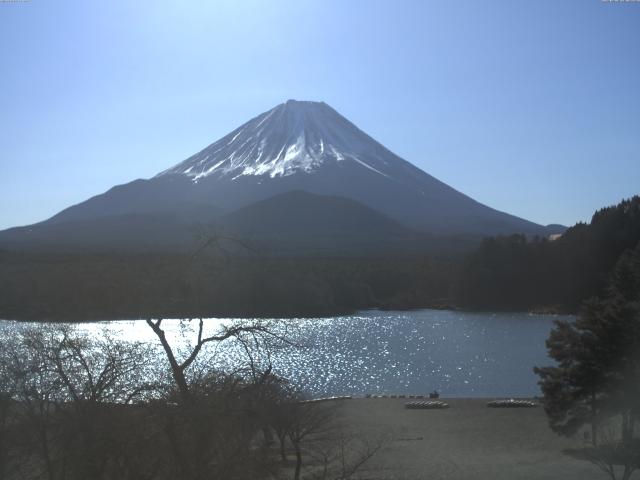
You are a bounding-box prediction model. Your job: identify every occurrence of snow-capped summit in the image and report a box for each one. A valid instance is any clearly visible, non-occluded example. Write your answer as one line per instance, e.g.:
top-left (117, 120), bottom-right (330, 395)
top-left (157, 100), bottom-right (396, 181)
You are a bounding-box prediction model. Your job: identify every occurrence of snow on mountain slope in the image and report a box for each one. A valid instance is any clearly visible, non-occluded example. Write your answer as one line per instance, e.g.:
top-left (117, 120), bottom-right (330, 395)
top-left (148, 99), bottom-right (548, 236)
top-left (157, 100), bottom-right (401, 182)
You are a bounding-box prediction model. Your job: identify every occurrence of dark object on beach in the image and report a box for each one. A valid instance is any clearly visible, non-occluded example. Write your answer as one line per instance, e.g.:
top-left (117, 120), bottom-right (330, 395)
top-left (429, 390), bottom-right (439, 399)
top-left (405, 401), bottom-right (449, 409)
top-left (487, 399), bottom-right (537, 408)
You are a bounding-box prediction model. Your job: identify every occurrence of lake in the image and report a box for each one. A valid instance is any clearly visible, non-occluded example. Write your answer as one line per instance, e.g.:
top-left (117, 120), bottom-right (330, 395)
top-left (0, 309), bottom-right (567, 398)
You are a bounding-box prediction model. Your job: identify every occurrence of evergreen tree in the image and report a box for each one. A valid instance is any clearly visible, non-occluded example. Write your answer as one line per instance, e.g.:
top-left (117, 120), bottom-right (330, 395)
top-left (458, 196), bottom-right (640, 311)
top-left (534, 244), bottom-right (640, 479)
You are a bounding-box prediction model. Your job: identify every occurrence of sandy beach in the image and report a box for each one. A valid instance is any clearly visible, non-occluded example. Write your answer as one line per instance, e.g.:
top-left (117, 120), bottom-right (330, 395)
top-left (335, 398), bottom-right (606, 480)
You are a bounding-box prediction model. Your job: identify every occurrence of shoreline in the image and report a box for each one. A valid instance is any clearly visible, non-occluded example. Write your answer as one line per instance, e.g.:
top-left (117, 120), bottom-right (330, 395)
top-left (0, 306), bottom-right (575, 324)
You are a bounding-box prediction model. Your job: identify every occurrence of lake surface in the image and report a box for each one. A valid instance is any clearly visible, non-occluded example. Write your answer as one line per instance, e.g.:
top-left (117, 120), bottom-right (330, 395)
top-left (0, 310), bottom-right (568, 398)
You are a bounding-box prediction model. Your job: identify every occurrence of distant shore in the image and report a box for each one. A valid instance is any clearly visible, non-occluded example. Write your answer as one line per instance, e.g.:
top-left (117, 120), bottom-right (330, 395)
top-left (0, 303), bottom-right (577, 323)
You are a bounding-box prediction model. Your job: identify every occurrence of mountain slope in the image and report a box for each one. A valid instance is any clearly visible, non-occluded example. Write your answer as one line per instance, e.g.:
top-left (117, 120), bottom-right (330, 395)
top-left (0, 100), bottom-right (561, 253)
top-left (0, 210), bottom-right (220, 253)
top-left (215, 191), bottom-right (422, 254)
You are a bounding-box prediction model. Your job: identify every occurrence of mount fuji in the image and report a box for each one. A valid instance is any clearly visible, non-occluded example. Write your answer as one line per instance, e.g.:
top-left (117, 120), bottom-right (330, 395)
top-left (0, 100), bottom-right (561, 253)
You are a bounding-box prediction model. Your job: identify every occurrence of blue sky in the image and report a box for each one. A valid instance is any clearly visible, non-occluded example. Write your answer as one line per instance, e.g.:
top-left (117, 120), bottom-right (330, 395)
top-left (1, 0), bottom-right (638, 229)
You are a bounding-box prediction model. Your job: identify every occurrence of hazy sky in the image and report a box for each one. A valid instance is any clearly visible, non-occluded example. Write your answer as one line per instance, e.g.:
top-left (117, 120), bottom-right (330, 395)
top-left (1, 0), bottom-right (639, 230)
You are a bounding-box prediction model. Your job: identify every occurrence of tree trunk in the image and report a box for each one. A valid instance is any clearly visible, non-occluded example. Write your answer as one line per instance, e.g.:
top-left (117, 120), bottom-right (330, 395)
top-left (620, 412), bottom-right (636, 480)
top-left (294, 443), bottom-right (302, 480)
top-left (164, 415), bottom-right (193, 480)
top-left (146, 320), bottom-right (191, 400)
top-left (591, 392), bottom-right (598, 446)
top-left (621, 411), bottom-right (632, 445)
top-left (262, 427), bottom-right (274, 446)
top-left (39, 423), bottom-right (55, 480)
top-left (278, 434), bottom-right (286, 463)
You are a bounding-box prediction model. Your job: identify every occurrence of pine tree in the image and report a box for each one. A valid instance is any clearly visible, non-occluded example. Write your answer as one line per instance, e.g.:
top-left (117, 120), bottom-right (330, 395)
top-left (534, 244), bottom-right (640, 479)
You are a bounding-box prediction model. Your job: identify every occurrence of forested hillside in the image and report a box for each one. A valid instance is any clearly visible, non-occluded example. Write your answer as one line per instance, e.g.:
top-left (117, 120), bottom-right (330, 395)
top-left (0, 251), bottom-right (455, 321)
top-left (456, 196), bottom-right (640, 311)
top-left (2, 197), bottom-right (637, 321)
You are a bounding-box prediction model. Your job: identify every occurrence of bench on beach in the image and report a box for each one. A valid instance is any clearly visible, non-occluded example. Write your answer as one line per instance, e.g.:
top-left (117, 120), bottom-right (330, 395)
top-left (486, 399), bottom-right (537, 408)
top-left (405, 401), bottom-right (449, 409)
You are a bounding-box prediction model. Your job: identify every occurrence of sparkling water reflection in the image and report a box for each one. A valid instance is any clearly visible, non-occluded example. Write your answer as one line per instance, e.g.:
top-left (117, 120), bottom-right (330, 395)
top-left (0, 310), bottom-right (566, 398)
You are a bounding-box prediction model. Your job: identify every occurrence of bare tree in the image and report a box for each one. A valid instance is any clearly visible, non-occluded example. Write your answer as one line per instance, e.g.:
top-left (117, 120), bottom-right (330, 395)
top-left (288, 402), bottom-right (339, 480)
top-left (307, 431), bottom-right (386, 480)
top-left (145, 317), bottom-right (288, 400)
top-left (268, 394), bottom-right (385, 480)
top-left (144, 317), bottom-right (293, 479)
top-left (0, 326), bottom-right (160, 480)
